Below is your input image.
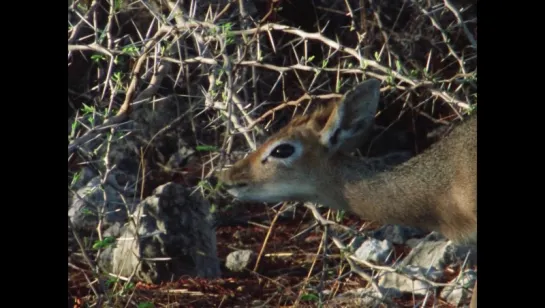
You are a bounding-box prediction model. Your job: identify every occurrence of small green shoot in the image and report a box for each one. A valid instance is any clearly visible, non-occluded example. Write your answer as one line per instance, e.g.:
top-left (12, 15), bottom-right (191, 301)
top-left (71, 171), bottom-right (81, 187)
top-left (122, 44), bottom-right (139, 57)
top-left (91, 54), bottom-right (106, 63)
top-left (114, 0), bottom-right (123, 11)
top-left (220, 22), bottom-right (235, 45)
top-left (77, 3), bottom-right (88, 13)
top-left (321, 59), bottom-right (328, 68)
top-left (468, 104), bottom-right (477, 115)
top-left (92, 236), bottom-right (116, 250)
top-left (112, 71), bottom-right (123, 83)
top-left (105, 277), bottom-right (119, 287)
top-left (335, 209), bottom-right (346, 222)
top-left (385, 72), bottom-right (395, 85)
top-left (123, 281), bottom-right (136, 292)
top-left (81, 103), bottom-right (95, 115)
top-left (196, 145), bottom-right (217, 152)
top-left (395, 60), bottom-right (402, 72)
top-left (71, 120), bottom-right (79, 136)
top-left (87, 115), bottom-right (95, 126)
top-left (210, 203), bottom-right (217, 214)
top-left (82, 208), bottom-right (95, 216)
top-left (300, 293), bottom-right (319, 302)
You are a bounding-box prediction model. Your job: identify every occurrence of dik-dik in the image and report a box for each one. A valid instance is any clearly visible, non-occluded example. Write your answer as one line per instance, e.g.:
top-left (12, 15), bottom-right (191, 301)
top-left (218, 79), bottom-right (477, 307)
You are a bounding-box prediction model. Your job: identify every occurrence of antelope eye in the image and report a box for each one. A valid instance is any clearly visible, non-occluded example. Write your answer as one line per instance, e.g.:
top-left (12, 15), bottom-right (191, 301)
top-left (270, 144), bottom-right (295, 158)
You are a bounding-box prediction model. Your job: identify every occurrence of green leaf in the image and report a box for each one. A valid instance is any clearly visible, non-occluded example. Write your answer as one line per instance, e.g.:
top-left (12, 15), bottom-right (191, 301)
top-left (92, 236), bottom-right (116, 250)
top-left (196, 145), bottom-right (217, 152)
top-left (300, 293), bottom-right (319, 301)
top-left (91, 54), bottom-right (106, 62)
top-left (124, 282), bottom-right (135, 291)
top-left (81, 103), bottom-right (94, 114)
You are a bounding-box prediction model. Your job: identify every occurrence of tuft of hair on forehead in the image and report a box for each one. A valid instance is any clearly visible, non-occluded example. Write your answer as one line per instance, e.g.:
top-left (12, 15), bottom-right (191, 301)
top-left (275, 101), bottom-right (338, 135)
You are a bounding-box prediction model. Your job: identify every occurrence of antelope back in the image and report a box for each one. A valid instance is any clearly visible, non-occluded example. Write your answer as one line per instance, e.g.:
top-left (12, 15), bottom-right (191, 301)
top-left (218, 79), bottom-right (382, 203)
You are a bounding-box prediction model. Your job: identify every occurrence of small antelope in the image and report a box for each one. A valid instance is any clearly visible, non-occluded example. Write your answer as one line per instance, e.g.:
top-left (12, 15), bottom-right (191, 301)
top-left (218, 79), bottom-right (477, 307)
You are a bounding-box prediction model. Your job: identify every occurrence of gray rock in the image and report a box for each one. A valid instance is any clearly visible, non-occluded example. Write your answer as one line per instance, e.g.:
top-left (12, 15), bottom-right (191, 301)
top-left (68, 172), bottom-right (137, 231)
top-left (440, 269), bottom-right (477, 306)
top-left (405, 238), bottom-right (423, 248)
top-left (98, 182), bottom-right (221, 283)
top-left (400, 239), bottom-right (453, 269)
top-left (376, 233), bottom-right (476, 298)
top-left (225, 250), bottom-right (256, 272)
top-left (378, 265), bottom-right (443, 297)
top-left (166, 146), bottom-right (196, 170)
top-left (354, 238), bottom-right (394, 264)
top-left (377, 237), bottom-right (451, 296)
top-left (401, 236), bottom-right (475, 269)
top-left (371, 224), bottom-right (427, 245)
top-left (102, 222), bottom-right (124, 238)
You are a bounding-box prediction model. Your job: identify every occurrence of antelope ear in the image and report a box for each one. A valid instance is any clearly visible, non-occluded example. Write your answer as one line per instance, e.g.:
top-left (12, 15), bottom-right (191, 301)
top-left (319, 79), bottom-right (381, 154)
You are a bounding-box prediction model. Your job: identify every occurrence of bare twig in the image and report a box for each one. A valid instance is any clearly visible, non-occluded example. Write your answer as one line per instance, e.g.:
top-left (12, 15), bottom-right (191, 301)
top-left (417, 4), bottom-right (468, 76)
top-left (68, 0), bottom-right (100, 45)
top-left (443, 0), bottom-right (477, 50)
top-left (253, 202), bottom-right (287, 271)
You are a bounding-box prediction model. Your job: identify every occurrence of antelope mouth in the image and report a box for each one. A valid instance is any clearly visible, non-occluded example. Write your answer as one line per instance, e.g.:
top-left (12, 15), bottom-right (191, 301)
top-left (222, 182), bottom-right (248, 190)
top-left (222, 182), bottom-right (253, 200)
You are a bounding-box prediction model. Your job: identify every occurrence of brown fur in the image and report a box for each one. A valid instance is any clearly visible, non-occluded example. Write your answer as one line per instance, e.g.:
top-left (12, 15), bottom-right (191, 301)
top-left (218, 79), bottom-right (477, 307)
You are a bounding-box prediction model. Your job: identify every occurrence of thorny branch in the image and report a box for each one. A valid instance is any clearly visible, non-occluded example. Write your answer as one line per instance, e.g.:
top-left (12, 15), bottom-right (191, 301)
top-left (69, 6), bottom-right (475, 153)
top-left (68, 26), bottom-right (174, 154)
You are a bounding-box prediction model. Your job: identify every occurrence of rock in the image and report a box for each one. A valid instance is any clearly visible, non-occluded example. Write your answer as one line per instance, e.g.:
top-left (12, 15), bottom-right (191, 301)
top-left (371, 224), bottom-right (427, 245)
top-left (440, 269), bottom-right (477, 306)
top-left (166, 146), bottom-right (196, 170)
top-left (225, 250), bottom-right (256, 272)
top-left (400, 239), bottom-right (453, 269)
top-left (376, 232), bottom-right (476, 298)
top-left (103, 222), bottom-right (123, 238)
top-left (401, 235), bottom-right (476, 269)
top-left (354, 238), bottom-right (394, 264)
top-left (405, 238), bottom-right (423, 248)
top-left (378, 265), bottom-right (443, 297)
top-left (68, 171), bottom-right (138, 231)
top-left (98, 182), bottom-right (221, 283)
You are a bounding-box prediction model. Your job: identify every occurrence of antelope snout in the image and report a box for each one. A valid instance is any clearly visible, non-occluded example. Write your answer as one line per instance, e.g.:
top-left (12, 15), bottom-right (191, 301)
top-left (216, 168), bottom-right (248, 190)
top-left (221, 182), bottom-right (248, 190)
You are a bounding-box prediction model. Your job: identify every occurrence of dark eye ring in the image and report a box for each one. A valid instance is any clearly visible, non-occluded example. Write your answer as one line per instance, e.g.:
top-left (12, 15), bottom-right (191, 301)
top-left (270, 144), bottom-right (295, 158)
